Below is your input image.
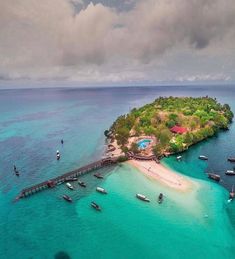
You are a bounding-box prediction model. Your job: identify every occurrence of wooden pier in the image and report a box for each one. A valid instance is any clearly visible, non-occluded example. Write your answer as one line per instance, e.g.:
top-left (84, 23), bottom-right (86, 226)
top-left (17, 157), bottom-right (118, 199)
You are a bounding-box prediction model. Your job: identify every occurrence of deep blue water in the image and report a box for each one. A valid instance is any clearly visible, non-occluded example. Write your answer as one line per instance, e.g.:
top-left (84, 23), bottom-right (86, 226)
top-left (0, 85), bottom-right (235, 259)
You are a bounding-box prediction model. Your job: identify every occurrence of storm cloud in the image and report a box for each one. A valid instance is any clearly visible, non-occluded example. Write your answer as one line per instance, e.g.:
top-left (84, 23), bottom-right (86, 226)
top-left (0, 0), bottom-right (234, 84)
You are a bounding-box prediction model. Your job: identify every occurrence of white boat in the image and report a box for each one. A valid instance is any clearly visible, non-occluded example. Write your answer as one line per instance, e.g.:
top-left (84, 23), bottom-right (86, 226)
top-left (176, 156), bottom-right (182, 160)
top-left (66, 182), bottom-right (74, 190)
top-left (198, 155), bottom-right (208, 160)
top-left (225, 170), bottom-right (235, 176)
top-left (96, 187), bottom-right (107, 194)
top-left (136, 193), bottom-right (150, 202)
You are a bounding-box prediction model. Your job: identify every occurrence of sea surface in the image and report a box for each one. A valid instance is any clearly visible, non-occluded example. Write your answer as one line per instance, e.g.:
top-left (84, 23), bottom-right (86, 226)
top-left (0, 85), bottom-right (235, 259)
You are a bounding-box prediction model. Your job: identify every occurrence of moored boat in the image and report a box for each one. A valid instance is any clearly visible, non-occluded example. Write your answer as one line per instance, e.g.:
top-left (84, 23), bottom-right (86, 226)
top-left (225, 170), bottom-right (235, 176)
top-left (228, 157), bottom-right (235, 162)
top-left (96, 187), bottom-right (107, 194)
top-left (63, 195), bottom-right (72, 202)
top-left (78, 181), bottom-right (86, 187)
top-left (66, 182), bottom-right (74, 190)
top-left (199, 155), bottom-right (208, 160)
top-left (94, 173), bottom-right (104, 179)
top-left (176, 156), bottom-right (182, 161)
top-left (158, 193), bottom-right (163, 204)
top-left (208, 173), bottom-right (220, 182)
top-left (229, 185), bottom-right (235, 199)
top-left (56, 150), bottom-right (60, 160)
top-left (91, 201), bottom-right (101, 211)
top-left (136, 193), bottom-right (150, 202)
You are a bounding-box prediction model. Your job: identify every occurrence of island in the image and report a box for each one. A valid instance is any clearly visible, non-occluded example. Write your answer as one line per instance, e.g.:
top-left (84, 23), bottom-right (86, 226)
top-left (104, 97), bottom-right (233, 190)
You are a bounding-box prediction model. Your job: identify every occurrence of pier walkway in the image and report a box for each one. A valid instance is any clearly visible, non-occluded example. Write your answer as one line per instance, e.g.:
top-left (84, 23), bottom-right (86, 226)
top-left (17, 157), bottom-right (118, 199)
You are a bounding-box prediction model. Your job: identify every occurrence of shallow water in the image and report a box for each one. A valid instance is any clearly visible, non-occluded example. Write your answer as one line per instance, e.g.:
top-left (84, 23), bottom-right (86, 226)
top-left (0, 85), bottom-right (235, 258)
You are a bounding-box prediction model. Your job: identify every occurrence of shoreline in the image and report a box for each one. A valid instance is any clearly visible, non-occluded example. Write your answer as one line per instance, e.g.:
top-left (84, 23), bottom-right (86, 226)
top-left (127, 159), bottom-right (194, 192)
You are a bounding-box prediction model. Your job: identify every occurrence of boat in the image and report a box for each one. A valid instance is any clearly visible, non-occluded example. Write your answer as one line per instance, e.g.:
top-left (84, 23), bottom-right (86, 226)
top-left (63, 195), bottom-right (72, 202)
top-left (78, 181), bottom-right (86, 187)
top-left (176, 156), bottom-right (182, 161)
top-left (208, 173), bottom-right (220, 182)
top-left (158, 193), bottom-right (163, 204)
top-left (229, 185), bottom-right (235, 199)
top-left (228, 157), bottom-right (235, 162)
top-left (61, 139), bottom-right (64, 144)
top-left (66, 177), bottom-right (78, 181)
top-left (66, 182), bottom-right (74, 190)
top-left (96, 187), bottom-right (107, 194)
top-left (225, 170), bottom-right (235, 176)
top-left (199, 155), bottom-right (208, 160)
top-left (15, 170), bottom-right (20, 176)
top-left (91, 201), bottom-right (101, 211)
top-left (94, 173), bottom-right (104, 179)
top-left (136, 193), bottom-right (150, 202)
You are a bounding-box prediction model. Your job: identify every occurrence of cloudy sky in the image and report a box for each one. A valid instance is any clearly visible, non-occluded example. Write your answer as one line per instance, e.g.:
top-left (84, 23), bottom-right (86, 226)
top-left (0, 0), bottom-right (235, 86)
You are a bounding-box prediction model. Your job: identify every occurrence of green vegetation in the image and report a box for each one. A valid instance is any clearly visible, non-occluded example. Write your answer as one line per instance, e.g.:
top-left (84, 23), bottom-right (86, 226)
top-left (106, 97), bottom-right (233, 157)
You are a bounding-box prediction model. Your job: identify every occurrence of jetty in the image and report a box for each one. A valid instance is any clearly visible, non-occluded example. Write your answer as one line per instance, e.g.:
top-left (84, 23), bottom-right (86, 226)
top-left (16, 157), bottom-right (117, 200)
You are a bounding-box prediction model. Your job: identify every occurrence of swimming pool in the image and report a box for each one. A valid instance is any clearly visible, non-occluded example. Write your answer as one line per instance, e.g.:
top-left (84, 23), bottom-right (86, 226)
top-left (137, 139), bottom-right (152, 149)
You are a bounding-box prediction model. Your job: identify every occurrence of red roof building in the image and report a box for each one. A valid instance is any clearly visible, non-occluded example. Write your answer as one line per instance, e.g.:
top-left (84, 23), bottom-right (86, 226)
top-left (170, 126), bottom-right (187, 134)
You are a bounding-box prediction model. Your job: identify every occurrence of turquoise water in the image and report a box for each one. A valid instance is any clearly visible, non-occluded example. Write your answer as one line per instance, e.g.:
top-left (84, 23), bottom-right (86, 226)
top-left (137, 139), bottom-right (151, 149)
top-left (0, 86), bottom-right (235, 258)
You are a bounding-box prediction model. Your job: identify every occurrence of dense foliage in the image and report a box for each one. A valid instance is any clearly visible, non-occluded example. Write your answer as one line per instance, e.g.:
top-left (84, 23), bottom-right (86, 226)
top-left (106, 97), bottom-right (233, 156)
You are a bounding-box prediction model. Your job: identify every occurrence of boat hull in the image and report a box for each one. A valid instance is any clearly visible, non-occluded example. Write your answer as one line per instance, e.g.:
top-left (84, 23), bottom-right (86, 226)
top-left (91, 202), bottom-right (101, 211)
top-left (208, 173), bottom-right (220, 182)
top-left (136, 194), bottom-right (150, 202)
top-left (63, 195), bottom-right (72, 202)
top-left (225, 172), bottom-right (235, 176)
top-left (199, 156), bottom-right (208, 160)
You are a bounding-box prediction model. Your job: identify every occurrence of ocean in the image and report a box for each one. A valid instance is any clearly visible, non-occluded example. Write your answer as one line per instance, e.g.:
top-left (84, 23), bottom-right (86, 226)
top-left (0, 85), bottom-right (235, 259)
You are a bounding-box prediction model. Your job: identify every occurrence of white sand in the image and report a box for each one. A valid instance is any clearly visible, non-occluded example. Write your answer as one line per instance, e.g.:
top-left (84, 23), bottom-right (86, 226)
top-left (128, 160), bottom-right (193, 192)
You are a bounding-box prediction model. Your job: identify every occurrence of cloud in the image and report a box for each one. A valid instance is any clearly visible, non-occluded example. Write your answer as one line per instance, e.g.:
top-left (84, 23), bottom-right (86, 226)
top-left (0, 0), bottom-right (235, 84)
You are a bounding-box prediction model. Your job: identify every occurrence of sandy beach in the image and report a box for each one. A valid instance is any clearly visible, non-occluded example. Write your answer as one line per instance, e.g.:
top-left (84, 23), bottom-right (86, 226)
top-left (128, 160), bottom-right (193, 192)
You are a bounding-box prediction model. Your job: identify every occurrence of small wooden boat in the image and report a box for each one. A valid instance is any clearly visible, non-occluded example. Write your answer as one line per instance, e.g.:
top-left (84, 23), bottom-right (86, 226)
top-left (228, 157), bottom-right (235, 162)
top-left (61, 139), bottom-right (64, 144)
top-left (136, 193), bottom-right (150, 202)
top-left (225, 170), bottom-right (235, 176)
top-left (229, 185), bottom-right (235, 199)
top-left (56, 150), bottom-right (60, 160)
top-left (94, 173), bottom-right (104, 179)
top-left (158, 193), bottom-right (163, 204)
top-left (208, 173), bottom-right (220, 182)
top-left (199, 155), bottom-right (208, 160)
top-left (96, 187), bottom-right (107, 194)
top-left (66, 177), bottom-right (78, 182)
top-left (66, 182), bottom-right (74, 190)
top-left (176, 156), bottom-right (182, 161)
top-left (78, 181), bottom-right (86, 187)
top-left (63, 195), bottom-right (72, 202)
top-left (15, 170), bottom-right (20, 176)
top-left (91, 201), bottom-right (101, 211)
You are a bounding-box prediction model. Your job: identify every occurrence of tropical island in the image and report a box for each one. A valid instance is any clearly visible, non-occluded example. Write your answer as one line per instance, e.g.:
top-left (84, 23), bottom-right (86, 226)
top-left (104, 97), bottom-right (233, 190)
top-left (105, 96), bottom-right (233, 158)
